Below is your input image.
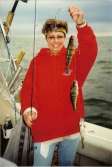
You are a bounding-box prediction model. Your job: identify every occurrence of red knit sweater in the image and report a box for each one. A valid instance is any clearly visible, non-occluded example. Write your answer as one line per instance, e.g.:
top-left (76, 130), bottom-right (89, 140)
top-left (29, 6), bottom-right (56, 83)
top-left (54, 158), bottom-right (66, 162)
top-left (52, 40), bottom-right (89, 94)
top-left (20, 25), bottom-right (98, 142)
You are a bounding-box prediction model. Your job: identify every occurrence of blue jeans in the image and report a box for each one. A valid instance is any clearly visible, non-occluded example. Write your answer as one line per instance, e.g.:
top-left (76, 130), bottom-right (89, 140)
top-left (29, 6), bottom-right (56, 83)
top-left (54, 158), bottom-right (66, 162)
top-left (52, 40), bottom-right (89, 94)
top-left (33, 135), bottom-right (80, 166)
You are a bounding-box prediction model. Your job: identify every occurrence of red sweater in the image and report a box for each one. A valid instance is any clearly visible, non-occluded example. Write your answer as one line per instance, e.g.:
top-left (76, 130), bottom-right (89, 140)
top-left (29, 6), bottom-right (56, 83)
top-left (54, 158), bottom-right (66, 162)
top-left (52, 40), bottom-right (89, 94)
top-left (20, 25), bottom-right (98, 142)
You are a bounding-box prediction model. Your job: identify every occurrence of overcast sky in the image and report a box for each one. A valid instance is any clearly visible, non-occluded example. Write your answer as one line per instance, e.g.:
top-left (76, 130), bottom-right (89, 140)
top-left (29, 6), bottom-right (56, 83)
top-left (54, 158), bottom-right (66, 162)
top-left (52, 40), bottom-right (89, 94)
top-left (0, 0), bottom-right (112, 36)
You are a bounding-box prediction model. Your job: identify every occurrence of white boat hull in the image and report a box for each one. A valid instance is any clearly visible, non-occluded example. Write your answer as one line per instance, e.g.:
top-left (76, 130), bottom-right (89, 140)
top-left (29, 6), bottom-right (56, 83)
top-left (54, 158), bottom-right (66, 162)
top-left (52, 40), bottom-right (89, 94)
top-left (78, 122), bottom-right (112, 165)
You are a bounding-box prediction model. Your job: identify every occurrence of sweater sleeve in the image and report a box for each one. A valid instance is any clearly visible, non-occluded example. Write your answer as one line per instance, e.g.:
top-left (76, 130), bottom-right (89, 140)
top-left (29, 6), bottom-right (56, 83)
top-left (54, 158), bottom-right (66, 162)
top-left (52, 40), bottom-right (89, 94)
top-left (76, 25), bottom-right (98, 87)
top-left (20, 57), bottom-right (37, 113)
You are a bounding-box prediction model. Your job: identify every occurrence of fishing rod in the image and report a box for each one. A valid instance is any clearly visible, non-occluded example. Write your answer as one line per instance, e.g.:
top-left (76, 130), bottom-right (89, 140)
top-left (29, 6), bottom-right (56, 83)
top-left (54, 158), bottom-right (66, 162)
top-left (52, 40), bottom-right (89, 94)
top-left (3, 0), bottom-right (28, 42)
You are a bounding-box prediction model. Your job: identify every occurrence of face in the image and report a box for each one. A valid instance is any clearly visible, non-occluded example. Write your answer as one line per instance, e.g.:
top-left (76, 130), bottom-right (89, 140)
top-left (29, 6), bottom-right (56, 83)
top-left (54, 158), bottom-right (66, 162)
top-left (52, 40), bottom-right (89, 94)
top-left (46, 31), bottom-right (66, 55)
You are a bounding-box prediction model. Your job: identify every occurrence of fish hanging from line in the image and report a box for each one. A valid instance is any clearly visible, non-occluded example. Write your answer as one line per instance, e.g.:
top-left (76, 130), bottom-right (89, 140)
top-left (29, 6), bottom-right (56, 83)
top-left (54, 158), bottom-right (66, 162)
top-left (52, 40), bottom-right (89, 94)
top-left (65, 35), bottom-right (76, 74)
top-left (70, 80), bottom-right (79, 111)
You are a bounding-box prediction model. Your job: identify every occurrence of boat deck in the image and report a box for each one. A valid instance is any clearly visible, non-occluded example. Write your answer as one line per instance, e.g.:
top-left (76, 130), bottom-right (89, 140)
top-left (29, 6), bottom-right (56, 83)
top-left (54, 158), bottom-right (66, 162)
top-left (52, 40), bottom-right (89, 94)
top-left (52, 149), bottom-right (110, 166)
top-left (75, 153), bottom-right (110, 166)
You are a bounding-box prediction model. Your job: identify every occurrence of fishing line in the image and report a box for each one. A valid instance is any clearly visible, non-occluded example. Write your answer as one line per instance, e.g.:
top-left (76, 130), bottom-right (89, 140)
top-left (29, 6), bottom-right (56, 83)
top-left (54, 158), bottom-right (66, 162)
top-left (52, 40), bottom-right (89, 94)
top-left (30, 0), bottom-right (37, 113)
top-left (17, 1), bottom-right (38, 164)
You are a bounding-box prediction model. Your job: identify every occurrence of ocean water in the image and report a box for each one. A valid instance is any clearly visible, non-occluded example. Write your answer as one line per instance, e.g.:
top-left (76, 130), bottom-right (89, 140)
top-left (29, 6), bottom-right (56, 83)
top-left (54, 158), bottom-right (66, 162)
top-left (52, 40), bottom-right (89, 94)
top-left (84, 36), bottom-right (112, 129)
top-left (9, 36), bottom-right (112, 129)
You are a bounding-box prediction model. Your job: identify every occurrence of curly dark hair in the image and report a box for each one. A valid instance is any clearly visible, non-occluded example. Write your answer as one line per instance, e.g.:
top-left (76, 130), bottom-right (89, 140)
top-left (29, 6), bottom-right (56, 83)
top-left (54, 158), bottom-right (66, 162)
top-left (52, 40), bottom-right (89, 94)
top-left (42, 18), bottom-right (68, 35)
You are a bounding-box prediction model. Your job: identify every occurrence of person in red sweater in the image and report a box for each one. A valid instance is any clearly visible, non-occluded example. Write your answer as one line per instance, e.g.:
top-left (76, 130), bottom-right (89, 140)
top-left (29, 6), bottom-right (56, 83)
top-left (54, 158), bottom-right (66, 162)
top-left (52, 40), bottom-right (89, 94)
top-left (20, 5), bottom-right (98, 166)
